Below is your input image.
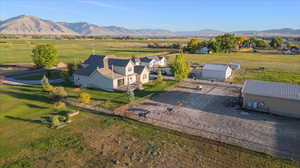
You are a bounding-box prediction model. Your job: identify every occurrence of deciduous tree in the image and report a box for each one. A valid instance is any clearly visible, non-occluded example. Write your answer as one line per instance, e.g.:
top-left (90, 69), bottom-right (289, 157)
top-left (171, 50), bottom-right (190, 81)
top-left (32, 44), bottom-right (58, 69)
top-left (270, 37), bottom-right (283, 49)
top-left (215, 34), bottom-right (238, 53)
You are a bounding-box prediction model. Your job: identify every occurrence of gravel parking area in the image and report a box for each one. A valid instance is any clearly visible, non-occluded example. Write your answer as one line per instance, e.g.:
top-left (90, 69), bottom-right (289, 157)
top-left (127, 81), bottom-right (300, 161)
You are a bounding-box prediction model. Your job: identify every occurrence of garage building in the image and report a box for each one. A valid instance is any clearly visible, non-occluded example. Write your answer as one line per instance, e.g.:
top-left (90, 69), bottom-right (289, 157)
top-left (201, 64), bottom-right (232, 81)
top-left (241, 80), bottom-right (300, 118)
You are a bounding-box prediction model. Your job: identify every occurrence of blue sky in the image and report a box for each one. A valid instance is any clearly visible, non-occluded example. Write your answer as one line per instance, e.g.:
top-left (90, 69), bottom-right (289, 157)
top-left (0, 0), bottom-right (299, 31)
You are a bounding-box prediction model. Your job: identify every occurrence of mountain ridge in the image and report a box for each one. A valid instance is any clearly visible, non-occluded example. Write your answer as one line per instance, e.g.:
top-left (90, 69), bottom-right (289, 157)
top-left (0, 15), bottom-right (299, 37)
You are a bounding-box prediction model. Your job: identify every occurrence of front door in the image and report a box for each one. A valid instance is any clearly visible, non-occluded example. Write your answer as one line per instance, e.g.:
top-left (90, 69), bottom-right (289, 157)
top-left (118, 79), bottom-right (124, 87)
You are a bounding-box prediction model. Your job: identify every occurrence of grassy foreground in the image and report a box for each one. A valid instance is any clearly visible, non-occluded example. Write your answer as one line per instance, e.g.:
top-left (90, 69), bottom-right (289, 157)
top-left (0, 84), bottom-right (299, 168)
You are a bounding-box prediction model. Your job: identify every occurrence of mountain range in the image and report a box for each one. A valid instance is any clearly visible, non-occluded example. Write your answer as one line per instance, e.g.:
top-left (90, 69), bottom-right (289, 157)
top-left (0, 15), bottom-right (300, 37)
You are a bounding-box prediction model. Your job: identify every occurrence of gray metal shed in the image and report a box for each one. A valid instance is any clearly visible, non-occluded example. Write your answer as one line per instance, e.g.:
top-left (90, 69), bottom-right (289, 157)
top-left (201, 64), bottom-right (232, 81)
top-left (241, 80), bottom-right (300, 118)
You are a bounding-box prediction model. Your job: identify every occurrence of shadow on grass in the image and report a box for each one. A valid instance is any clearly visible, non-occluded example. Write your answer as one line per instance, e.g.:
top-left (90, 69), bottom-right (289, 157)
top-left (0, 90), bottom-right (53, 104)
top-left (5, 115), bottom-right (42, 124)
top-left (49, 110), bottom-right (68, 116)
top-left (107, 49), bottom-right (163, 53)
top-left (26, 103), bottom-right (49, 109)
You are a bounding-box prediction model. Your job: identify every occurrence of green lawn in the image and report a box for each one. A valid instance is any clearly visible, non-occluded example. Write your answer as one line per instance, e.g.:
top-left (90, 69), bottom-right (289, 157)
top-left (0, 84), bottom-right (299, 168)
top-left (0, 39), bottom-right (175, 64)
top-left (233, 69), bottom-right (300, 85)
top-left (65, 80), bottom-right (177, 110)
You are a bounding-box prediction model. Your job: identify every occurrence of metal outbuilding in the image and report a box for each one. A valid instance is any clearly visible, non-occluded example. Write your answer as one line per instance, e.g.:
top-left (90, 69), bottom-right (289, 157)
top-left (201, 64), bottom-right (232, 81)
top-left (241, 80), bottom-right (300, 118)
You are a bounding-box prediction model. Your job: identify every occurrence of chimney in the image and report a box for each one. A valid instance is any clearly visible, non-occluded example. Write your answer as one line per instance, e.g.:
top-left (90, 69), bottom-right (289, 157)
top-left (103, 56), bottom-right (109, 69)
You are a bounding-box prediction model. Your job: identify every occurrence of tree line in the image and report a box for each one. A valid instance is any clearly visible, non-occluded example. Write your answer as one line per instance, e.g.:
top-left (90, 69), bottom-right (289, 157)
top-left (184, 34), bottom-right (297, 54)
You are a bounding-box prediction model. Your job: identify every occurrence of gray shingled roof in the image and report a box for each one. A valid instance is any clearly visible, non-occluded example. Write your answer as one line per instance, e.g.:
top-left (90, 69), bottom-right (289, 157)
top-left (203, 64), bottom-right (230, 71)
top-left (83, 55), bottom-right (105, 67)
top-left (108, 58), bottom-right (130, 67)
top-left (134, 66), bottom-right (147, 74)
top-left (242, 80), bottom-right (300, 101)
top-left (74, 64), bottom-right (98, 76)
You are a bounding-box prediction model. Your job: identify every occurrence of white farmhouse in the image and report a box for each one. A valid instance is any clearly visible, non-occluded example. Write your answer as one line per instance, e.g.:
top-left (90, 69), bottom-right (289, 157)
top-left (140, 56), bottom-right (167, 68)
top-left (201, 64), bottom-right (232, 81)
top-left (134, 66), bottom-right (150, 84)
top-left (140, 57), bottom-right (156, 68)
top-left (195, 47), bottom-right (211, 54)
top-left (73, 55), bottom-right (149, 91)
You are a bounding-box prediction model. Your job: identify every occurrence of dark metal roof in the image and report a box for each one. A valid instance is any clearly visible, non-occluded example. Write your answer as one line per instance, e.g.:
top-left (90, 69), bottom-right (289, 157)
top-left (134, 66), bottom-right (147, 74)
top-left (108, 58), bottom-right (130, 67)
top-left (242, 80), bottom-right (300, 101)
top-left (140, 57), bottom-right (154, 63)
top-left (131, 58), bottom-right (141, 64)
top-left (83, 55), bottom-right (105, 68)
top-left (74, 64), bottom-right (98, 76)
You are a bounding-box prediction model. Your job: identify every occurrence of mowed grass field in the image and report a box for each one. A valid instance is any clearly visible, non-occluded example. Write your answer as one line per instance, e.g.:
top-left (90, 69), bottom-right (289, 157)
top-left (0, 39), bottom-right (177, 64)
top-left (168, 52), bottom-right (300, 85)
top-left (0, 84), bottom-right (299, 168)
top-left (1, 38), bottom-right (300, 84)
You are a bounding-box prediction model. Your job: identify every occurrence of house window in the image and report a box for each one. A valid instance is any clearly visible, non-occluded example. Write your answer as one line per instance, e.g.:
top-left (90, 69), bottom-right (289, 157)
top-left (143, 74), bottom-right (147, 79)
top-left (128, 67), bottom-right (133, 73)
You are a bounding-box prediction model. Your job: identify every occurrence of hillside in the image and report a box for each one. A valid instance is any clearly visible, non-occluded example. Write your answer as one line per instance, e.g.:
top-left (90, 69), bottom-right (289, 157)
top-left (60, 22), bottom-right (116, 35)
top-left (0, 15), bottom-right (77, 35)
top-left (0, 15), bottom-right (299, 37)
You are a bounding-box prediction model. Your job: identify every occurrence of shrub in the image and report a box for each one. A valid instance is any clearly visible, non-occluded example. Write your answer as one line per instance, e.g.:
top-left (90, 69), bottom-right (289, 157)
top-left (43, 84), bottom-right (54, 92)
top-left (51, 87), bottom-right (68, 101)
top-left (78, 92), bottom-right (91, 104)
top-left (51, 115), bottom-right (61, 127)
top-left (41, 75), bottom-right (54, 92)
top-left (156, 72), bottom-right (163, 83)
top-left (103, 100), bottom-right (113, 109)
top-left (54, 101), bottom-right (66, 111)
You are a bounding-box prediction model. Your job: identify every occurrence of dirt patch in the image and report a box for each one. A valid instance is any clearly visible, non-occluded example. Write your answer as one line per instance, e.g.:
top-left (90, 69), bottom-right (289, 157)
top-left (124, 81), bottom-right (300, 161)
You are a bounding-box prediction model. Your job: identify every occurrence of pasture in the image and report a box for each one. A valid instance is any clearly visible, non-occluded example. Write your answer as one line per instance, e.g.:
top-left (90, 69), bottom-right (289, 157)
top-left (0, 39), bottom-right (177, 64)
top-left (168, 52), bottom-right (300, 85)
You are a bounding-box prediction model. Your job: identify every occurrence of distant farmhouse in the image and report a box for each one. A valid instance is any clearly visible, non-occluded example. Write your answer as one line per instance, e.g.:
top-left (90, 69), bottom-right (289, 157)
top-left (133, 56), bottom-right (167, 68)
top-left (74, 55), bottom-right (150, 91)
top-left (201, 64), bottom-right (233, 81)
top-left (241, 80), bottom-right (300, 118)
top-left (283, 47), bottom-right (300, 55)
top-left (195, 47), bottom-right (212, 54)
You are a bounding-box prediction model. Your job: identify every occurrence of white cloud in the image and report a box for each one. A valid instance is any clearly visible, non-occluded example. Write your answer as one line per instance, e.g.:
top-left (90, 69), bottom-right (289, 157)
top-left (78, 0), bottom-right (127, 10)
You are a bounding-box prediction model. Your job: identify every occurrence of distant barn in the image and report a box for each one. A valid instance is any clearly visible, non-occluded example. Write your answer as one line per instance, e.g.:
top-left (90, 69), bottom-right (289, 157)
top-left (201, 64), bottom-right (232, 81)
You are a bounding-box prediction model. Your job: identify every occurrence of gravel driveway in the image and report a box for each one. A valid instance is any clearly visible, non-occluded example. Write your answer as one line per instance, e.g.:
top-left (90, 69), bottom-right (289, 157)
top-left (127, 81), bottom-right (300, 161)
